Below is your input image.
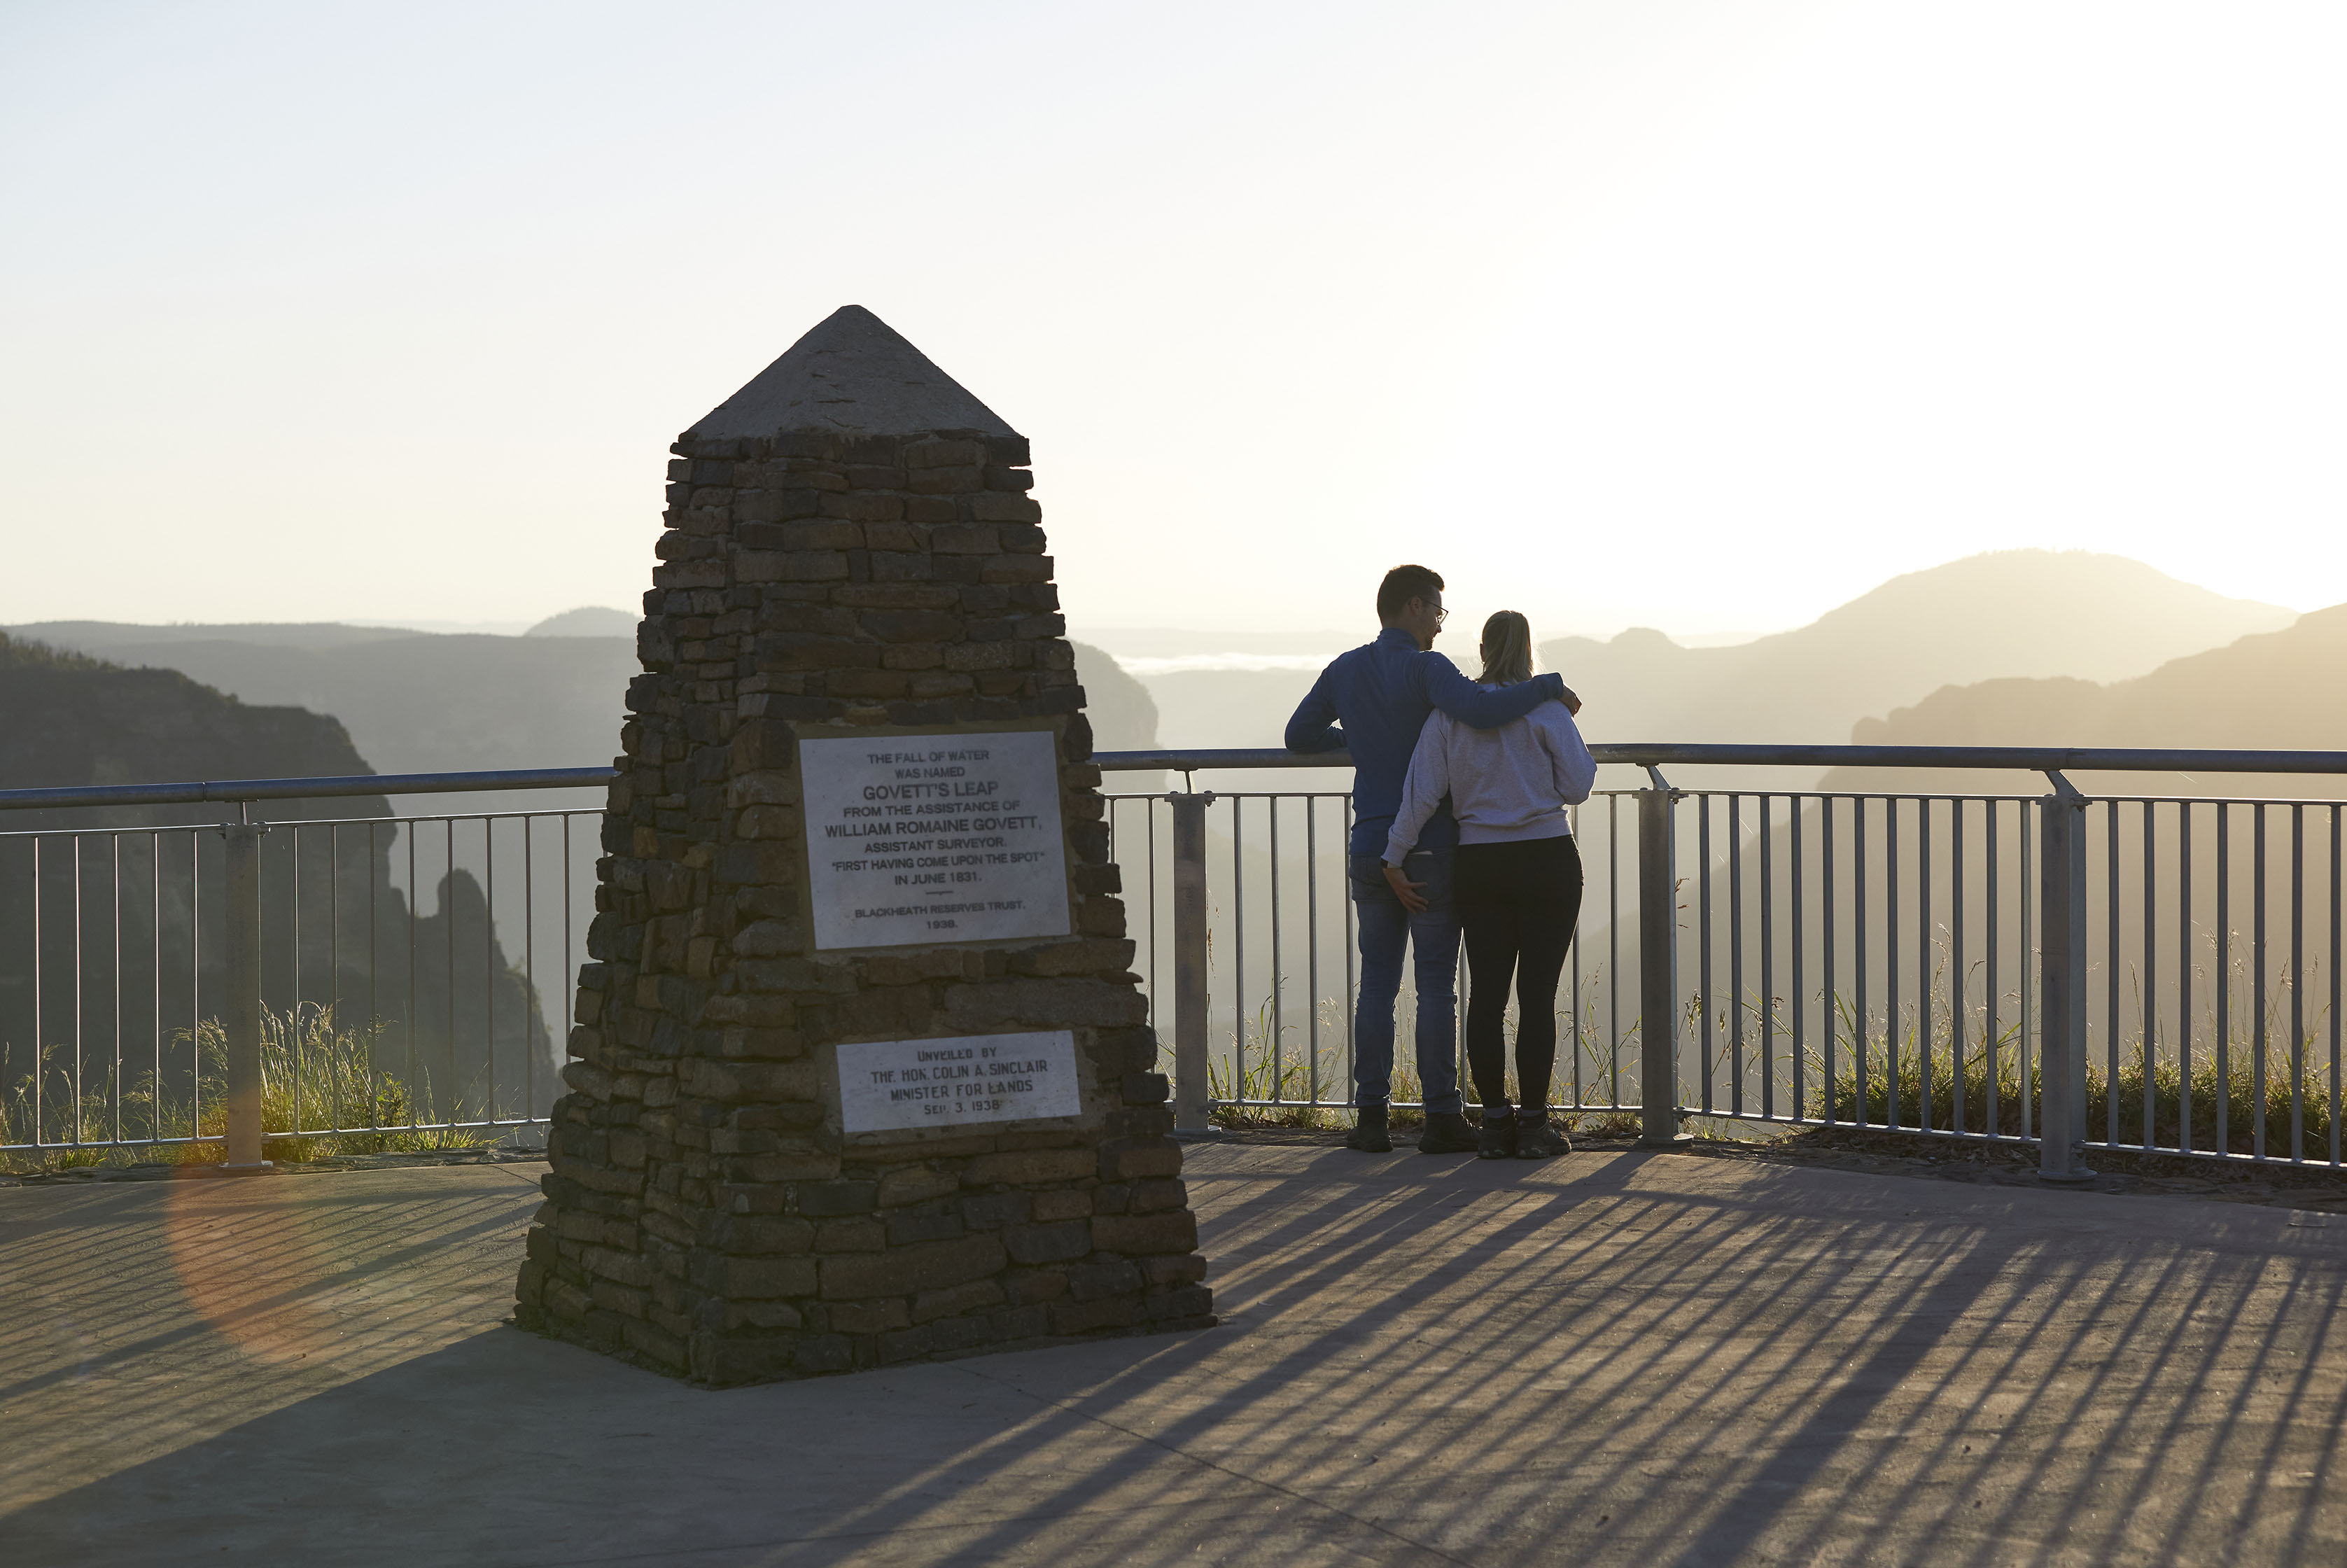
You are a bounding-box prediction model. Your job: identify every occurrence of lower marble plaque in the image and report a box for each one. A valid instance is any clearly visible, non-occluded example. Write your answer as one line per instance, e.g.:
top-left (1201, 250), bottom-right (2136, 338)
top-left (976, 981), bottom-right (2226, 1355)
top-left (836, 1030), bottom-right (1084, 1135)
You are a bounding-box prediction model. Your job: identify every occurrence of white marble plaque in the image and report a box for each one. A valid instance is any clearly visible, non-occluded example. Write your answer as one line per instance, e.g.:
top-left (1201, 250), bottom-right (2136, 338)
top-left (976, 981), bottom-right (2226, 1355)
top-left (800, 729), bottom-right (1070, 951)
top-left (836, 1030), bottom-right (1083, 1133)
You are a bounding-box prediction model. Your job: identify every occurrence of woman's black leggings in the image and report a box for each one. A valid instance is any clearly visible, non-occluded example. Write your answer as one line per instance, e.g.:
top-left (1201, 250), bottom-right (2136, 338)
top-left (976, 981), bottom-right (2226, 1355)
top-left (1455, 834), bottom-right (1585, 1116)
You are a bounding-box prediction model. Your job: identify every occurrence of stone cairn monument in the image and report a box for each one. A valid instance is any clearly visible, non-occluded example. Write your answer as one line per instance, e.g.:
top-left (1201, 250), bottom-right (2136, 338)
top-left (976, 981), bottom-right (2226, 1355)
top-left (514, 307), bottom-right (1213, 1383)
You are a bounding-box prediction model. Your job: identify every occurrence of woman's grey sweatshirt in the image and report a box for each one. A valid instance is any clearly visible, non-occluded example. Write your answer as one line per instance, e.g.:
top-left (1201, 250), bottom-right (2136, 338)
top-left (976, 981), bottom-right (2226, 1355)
top-left (1383, 692), bottom-right (1597, 864)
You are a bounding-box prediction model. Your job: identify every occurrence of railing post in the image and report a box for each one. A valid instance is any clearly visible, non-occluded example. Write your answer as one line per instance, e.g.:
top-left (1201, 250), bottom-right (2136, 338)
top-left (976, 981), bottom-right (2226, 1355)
top-left (1639, 780), bottom-right (1692, 1147)
top-left (220, 819), bottom-right (272, 1172)
top-left (1168, 789), bottom-right (1220, 1140)
top-left (2037, 781), bottom-right (2094, 1184)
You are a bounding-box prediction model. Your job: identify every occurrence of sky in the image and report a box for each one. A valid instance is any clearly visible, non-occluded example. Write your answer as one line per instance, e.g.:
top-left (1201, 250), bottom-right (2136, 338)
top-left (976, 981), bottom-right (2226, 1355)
top-left (2, 1), bottom-right (2342, 641)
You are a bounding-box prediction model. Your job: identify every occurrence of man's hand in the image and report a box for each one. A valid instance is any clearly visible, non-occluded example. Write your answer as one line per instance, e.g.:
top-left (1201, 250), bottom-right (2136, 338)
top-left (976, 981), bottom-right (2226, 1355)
top-left (1558, 683), bottom-right (1583, 718)
top-left (1382, 862), bottom-right (1430, 913)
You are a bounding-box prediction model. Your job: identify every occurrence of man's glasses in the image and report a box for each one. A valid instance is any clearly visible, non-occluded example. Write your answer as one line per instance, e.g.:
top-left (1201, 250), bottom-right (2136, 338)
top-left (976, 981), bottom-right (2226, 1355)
top-left (1420, 601), bottom-right (1448, 624)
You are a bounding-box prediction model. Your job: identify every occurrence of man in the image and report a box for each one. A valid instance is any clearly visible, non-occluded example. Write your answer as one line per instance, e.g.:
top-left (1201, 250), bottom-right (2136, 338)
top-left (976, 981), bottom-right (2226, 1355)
top-left (1286, 565), bottom-right (1579, 1154)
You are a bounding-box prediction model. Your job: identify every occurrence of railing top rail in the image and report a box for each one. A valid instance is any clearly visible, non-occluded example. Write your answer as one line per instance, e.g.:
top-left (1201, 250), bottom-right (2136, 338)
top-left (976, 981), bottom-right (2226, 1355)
top-left (0, 766), bottom-right (617, 813)
top-left (6, 742), bottom-right (2347, 813)
top-left (1588, 743), bottom-right (2347, 773)
top-left (1096, 743), bottom-right (2347, 776)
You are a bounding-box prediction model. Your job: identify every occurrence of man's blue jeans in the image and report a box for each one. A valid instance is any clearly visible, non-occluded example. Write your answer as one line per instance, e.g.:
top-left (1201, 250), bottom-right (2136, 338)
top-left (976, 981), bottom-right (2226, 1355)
top-left (1348, 848), bottom-right (1463, 1115)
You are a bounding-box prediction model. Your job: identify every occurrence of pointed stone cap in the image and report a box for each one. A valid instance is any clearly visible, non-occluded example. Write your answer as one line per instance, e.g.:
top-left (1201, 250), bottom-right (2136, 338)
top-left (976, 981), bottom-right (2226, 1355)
top-left (685, 305), bottom-right (1020, 443)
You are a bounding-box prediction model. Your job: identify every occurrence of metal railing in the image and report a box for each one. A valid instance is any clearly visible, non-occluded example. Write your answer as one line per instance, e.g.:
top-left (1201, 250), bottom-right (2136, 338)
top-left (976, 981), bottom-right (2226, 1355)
top-left (1106, 745), bottom-right (2347, 1181)
top-left (0, 769), bottom-right (613, 1166)
top-left (10, 744), bottom-right (2346, 1182)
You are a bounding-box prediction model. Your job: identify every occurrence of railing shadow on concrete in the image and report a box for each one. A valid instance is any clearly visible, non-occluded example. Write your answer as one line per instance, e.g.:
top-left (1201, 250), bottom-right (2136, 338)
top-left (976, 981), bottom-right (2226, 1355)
top-left (4, 1148), bottom-right (2343, 1563)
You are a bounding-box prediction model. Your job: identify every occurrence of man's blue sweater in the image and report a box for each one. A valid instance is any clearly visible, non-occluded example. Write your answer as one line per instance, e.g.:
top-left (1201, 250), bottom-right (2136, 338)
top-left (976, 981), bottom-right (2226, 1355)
top-left (1284, 628), bottom-right (1569, 855)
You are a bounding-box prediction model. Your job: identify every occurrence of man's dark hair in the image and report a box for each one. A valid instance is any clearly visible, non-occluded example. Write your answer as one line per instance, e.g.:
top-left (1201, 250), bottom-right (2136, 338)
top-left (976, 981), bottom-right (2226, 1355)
top-left (1376, 565), bottom-right (1444, 622)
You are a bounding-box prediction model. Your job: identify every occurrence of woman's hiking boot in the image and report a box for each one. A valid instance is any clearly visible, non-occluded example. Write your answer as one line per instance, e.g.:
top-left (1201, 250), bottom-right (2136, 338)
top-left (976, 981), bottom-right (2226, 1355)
top-left (1476, 1115), bottom-right (1518, 1159)
top-left (1417, 1112), bottom-right (1480, 1154)
top-left (1514, 1119), bottom-right (1570, 1159)
top-left (1345, 1105), bottom-right (1393, 1153)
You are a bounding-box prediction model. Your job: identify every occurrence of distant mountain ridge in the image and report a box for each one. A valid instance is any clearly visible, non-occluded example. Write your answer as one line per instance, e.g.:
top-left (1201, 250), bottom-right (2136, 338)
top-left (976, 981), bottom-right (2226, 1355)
top-left (526, 606), bottom-right (637, 638)
top-left (1534, 550), bottom-right (2295, 748)
top-left (8, 550), bottom-right (2283, 796)
top-left (1821, 601), bottom-right (2347, 797)
top-left (3, 620), bottom-right (1160, 787)
top-left (1110, 552), bottom-right (2292, 790)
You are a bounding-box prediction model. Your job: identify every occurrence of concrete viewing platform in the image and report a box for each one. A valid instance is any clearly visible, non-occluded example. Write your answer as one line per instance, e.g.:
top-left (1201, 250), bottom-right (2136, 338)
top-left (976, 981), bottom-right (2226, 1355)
top-left (3, 1140), bottom-right (2344, 1566)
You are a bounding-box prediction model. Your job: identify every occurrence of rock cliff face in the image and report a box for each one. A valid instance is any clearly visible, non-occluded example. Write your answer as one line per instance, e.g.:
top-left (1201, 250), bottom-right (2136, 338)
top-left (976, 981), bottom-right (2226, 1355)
top-left (0, 635), bottom-right (552, 1138)
top-left (0, 634), bottom-right (375, 809)
top-left (516, 307), bottom-right (1210, 1385)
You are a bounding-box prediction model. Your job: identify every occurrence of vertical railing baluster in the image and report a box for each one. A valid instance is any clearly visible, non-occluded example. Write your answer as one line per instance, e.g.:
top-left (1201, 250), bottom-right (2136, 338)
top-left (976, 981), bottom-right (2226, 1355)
top-left (484, 817), bottom-right (496, 1127)
top-left (1789, 795), bottom-right (1802, 1121)
top-left (1306, 797), bottom-right (1320, 1107)
top-left (407, 822), bottom-right (419, 1130)
top-left (1609, 795), bottom-right (1621, 1107)
top-left (2022, 802), bottom-right (2034, 1142)
top-left (223, 819), bottom-right (266, 1169)
top-left (111, 833), bottom-right (122, 1147)
top-left (330, 821), bottom-right (341, 1120)
top-left (370, 820), bottom-right (381, 1131)
top-left (188, 832), bottom-right (199, 1144)
top-left (1638, 780), bottom-right (1683, 1145)
top-left (1569, 800), bottom-right (1582, 1114)
top-left (2216, 802), bottom-right (2231, 1154)
top-left (444, 820), bottom-right (456, 1126)
top-left (1854, 797), bottom-right (1869, 1126)
top-left (292, 822), bottom-right (302, 1137)
top-left (1730, 794), bottom-right (1744, 1118)
top-left (1146, 797), bottom-right (1158, 1035)
top-left (1170, 787), bottom-right (1212, 1135)
top-left (2038, 781), bottom-right (2092, 1181)
top-left (1269, 797), bottom-right (1282, 1103)
top-left (2179, 802), bottom-right (2194, 1155)
top-left (2290, 804), bottom-right (2305, 1164)
top-left (150, 832), bottom-right (162, 1146)
top-left (561, 810), bottom-right (575, 1134)
top-left (1345, 794), bottom-right (1357, 1106)
top-left (1918, 797), bottom-right (1932, 1133)
top-left (524, 816), bottom-right (535, 1136)
top-left (1886, 798), bottom-right (1900, 1128)
top-left (2255, 804), bottom-right (2269, 1161)
top-left (1952, 798), bottom-right (1966, 1138)
top-left (2143, 801), bottom-right (2157, 1149)
top-left (1877, 798), bottom-right (1896, 1126)
top-left (1986, 801), bottom-right (2000, 1139)
top-left (1822, 797), bottom-right (1836, 1126)
top-left (1232, 794), bottom-right (1245, 1101)
top-left (34, 836), bottom-right (45, 1148)
top-left (72, 834), bottom-right (83, 1146)
top-left (1758, 794), bottom-right (1774, 1121)
top-left (2331, 802), bottom-right (2341, 1168)
top-left (1700, 794), bottom-right (1714, 1116)
top-left (2108, 802), bottom-right (2121, 1147)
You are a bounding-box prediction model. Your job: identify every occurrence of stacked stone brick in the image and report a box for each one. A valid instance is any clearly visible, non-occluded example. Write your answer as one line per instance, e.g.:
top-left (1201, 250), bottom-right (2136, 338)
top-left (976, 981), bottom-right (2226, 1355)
top-left (514, 307), bottom-right (1212, 1384)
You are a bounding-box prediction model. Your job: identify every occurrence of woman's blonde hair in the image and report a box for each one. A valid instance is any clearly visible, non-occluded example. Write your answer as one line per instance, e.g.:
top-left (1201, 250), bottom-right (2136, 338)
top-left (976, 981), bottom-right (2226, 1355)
top-left (1477, 610), bottom-right (1534, 685)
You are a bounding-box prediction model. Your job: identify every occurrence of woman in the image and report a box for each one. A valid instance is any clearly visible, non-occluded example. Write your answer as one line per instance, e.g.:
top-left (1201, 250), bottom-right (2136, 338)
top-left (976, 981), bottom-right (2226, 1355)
top-left (1382, 610), bottom-right (1595, 1158)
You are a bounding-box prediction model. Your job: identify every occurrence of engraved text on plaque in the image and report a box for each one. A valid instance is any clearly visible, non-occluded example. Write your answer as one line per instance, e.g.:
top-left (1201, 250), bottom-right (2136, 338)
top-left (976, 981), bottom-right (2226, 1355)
top-left (800, 729), bottom-right (1070, 951)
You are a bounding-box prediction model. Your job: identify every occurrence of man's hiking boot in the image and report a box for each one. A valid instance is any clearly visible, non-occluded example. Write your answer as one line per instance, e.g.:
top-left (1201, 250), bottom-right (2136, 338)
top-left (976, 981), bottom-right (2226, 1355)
top-left (1418, 1112), bottom-right (1479, 1155)
top-left (1514, 1119), bottom-right (1570, 1160)
top-left (1345, 1105), bottom-right (1392, 1154)
top-left (1477, 1115), bottom-right (1518, 1159)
